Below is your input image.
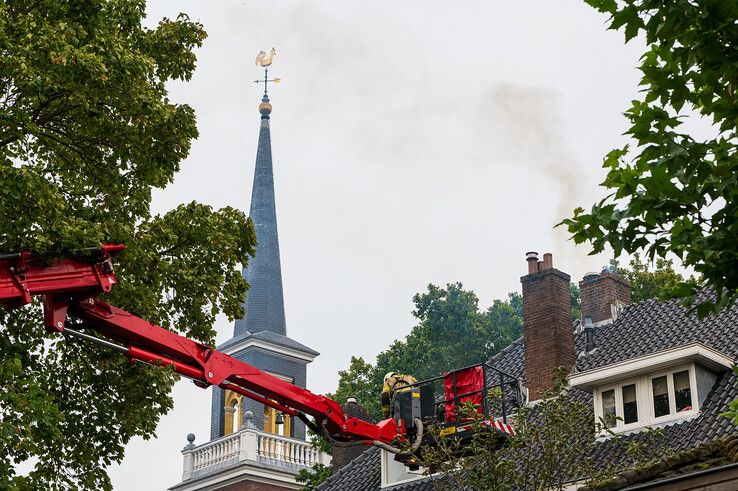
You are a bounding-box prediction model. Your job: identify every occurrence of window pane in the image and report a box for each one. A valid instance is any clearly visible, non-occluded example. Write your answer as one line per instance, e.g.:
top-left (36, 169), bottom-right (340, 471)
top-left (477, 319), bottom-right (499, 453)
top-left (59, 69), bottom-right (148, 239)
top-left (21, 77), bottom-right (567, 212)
top-left (622, 384), bottom-right (638, 424)
top-left (652, 376), bottom-right (670, 417)
top-left (673, 370), bottom-right (692, 412)
top-left (602, 389), bottom-right (616, 428)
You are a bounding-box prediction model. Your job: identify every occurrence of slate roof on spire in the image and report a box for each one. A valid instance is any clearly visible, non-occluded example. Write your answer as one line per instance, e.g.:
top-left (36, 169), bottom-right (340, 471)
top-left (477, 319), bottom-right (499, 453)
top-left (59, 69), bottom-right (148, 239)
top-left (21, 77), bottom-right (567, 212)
top-left (233, 94), bottom-right (287, 337)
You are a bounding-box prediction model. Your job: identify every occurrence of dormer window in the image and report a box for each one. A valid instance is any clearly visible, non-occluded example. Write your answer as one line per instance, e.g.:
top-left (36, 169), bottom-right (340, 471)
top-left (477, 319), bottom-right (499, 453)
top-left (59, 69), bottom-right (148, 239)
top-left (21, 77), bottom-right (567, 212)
top-left (594, 366), bottom-right (699, 432)
top-left (569, 342), bottom-right (733, 434)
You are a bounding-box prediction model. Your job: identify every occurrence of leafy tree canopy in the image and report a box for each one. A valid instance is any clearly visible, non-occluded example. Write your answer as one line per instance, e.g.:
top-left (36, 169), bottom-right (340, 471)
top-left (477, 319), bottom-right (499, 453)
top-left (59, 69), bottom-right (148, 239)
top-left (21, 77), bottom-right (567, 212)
top-left (295, 463), bottom-right (333, 491)
top-left (561, 0), bottom-right (738, 316)
top-left (330, 356), bottom-right (378, 420)
top-left (611, 254), bottom-right (701, 303)
top-left (0, 1), bottom-right (255, 488)
top-left (330, 283), bottom-right (523, 422)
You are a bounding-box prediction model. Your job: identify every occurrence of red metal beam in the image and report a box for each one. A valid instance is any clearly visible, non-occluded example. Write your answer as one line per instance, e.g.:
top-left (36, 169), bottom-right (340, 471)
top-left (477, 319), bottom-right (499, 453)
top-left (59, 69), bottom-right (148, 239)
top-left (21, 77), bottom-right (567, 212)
top-left (0, 246), bottom-right (404, 445)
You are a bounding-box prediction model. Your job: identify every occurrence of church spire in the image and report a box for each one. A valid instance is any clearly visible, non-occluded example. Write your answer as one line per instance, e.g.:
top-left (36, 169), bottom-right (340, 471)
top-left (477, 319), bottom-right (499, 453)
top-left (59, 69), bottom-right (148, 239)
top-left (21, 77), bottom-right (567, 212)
top-left (233, 56), bottom-right (286, 337)
top-left (211, 50), bottom-right (317, 442)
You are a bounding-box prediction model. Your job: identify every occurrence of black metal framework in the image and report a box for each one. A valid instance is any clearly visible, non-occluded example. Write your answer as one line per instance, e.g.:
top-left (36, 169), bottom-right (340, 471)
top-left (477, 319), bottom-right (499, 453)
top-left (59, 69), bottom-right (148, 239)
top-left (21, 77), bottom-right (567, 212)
top-left (394, 361), bottom-right (524, 431)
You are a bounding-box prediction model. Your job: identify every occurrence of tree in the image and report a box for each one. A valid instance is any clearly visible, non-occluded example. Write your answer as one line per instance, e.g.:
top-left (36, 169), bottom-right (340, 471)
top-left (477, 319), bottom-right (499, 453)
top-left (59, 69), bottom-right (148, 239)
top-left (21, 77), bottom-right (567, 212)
top-left (332, 285), bottom-right (523, 423)
top-left (328, 356), bottom-right (380, 421)
top-left (0, 2), bottom-right (255, 489)
top-left (570, 282), bottom-right (582, 322)
top-left (561, 1), bottom-right (738, 316)
top-left (379, 284), bottom-right (523, 383)
top-left (295, 463), bottom-right (333, 491)
top-left (611, 254), bottom-right (701, 303)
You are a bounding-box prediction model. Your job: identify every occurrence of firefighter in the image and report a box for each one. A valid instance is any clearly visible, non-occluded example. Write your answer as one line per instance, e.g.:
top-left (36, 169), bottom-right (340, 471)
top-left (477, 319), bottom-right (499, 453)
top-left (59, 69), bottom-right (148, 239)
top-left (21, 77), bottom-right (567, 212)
top-left (381, 371), bottom-right (417, 418)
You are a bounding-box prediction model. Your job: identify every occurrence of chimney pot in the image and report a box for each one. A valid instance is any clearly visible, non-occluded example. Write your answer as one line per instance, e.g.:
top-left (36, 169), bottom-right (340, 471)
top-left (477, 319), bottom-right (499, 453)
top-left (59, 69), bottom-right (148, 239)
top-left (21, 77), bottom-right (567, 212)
top-left (526, 251), bottom-right (539, 274)
top-left (543, 253), bottom-right (553, 270)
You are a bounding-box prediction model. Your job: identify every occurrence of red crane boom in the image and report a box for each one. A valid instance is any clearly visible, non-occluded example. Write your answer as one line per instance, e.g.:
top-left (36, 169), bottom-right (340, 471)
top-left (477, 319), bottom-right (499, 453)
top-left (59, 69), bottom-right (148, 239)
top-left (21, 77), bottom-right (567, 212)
top-left (0, 245), bottom-right (411, 450)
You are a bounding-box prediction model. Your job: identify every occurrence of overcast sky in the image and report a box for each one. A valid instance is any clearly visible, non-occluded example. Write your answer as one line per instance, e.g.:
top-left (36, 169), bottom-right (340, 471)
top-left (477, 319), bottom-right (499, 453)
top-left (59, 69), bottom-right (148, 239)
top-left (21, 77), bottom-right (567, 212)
top-left (109, 1), bottom-right (645, 488)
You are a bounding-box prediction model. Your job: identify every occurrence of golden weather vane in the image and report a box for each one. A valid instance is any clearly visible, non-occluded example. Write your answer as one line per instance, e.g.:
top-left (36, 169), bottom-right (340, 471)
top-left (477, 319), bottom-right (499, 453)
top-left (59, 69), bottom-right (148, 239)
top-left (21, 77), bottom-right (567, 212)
top-left (254, 47), bottom-right (281, 100)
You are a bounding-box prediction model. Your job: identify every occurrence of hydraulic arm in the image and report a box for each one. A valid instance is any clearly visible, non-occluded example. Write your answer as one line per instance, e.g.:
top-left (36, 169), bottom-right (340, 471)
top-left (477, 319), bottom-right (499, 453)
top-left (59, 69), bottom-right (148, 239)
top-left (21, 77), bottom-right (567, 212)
top-left (0, 245), bottom-right (411, 449)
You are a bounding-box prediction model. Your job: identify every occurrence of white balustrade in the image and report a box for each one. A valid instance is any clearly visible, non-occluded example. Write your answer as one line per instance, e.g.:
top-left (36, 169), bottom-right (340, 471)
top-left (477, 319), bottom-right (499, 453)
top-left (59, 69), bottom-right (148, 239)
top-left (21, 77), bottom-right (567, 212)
top-left (182, 427), bottom-right (330, 481)
top-left (256, 432), bottom-right (323, 468)
top-left (190, 432), bottom-right (241, 474)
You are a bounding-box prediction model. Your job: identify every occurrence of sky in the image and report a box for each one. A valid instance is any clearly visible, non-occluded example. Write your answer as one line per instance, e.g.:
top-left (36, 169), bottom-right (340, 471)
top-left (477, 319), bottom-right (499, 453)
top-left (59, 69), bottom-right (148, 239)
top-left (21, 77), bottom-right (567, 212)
top-left (109, 1), bottom-right (646, 489)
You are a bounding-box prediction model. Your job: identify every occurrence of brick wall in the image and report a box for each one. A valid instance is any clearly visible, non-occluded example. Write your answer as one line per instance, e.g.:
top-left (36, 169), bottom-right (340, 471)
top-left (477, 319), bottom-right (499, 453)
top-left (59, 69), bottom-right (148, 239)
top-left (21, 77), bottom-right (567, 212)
top-left (521, 254), bottom-right (573, 401)
top-left (579, 272), bottom-right (631, 325)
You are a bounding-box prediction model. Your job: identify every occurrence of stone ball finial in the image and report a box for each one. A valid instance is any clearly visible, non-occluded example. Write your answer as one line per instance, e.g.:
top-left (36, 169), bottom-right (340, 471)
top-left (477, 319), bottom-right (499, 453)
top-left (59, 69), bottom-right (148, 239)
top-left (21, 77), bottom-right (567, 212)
top-left (187, 433), bottom-right (195, 444)
top-left (242, 410), bottom-right (256, 430)
top-left (259, 101), bottom-right (272, 116)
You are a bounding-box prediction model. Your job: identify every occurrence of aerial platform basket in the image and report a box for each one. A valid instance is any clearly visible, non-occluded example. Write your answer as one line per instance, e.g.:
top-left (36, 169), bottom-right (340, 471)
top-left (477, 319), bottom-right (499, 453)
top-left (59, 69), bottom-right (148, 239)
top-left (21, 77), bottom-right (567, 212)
top-left (392, 362), bottom-right (525, 468)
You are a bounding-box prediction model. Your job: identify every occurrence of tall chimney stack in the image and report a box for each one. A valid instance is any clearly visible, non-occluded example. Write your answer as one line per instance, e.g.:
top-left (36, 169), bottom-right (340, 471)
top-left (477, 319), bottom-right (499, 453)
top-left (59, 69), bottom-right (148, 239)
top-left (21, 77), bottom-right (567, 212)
top-left (331, 398), bottom-right (373, 472)
top-left (579, 271), bottom-right (631, 325)
top-left (521, 252), bottom-right (574, 401)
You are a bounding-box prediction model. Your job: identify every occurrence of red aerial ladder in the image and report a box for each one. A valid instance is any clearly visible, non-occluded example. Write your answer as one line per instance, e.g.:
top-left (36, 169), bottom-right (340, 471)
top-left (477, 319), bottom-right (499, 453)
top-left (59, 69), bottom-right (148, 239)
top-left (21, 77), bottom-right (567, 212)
top-left (0, 245), bottom-right (519, 463)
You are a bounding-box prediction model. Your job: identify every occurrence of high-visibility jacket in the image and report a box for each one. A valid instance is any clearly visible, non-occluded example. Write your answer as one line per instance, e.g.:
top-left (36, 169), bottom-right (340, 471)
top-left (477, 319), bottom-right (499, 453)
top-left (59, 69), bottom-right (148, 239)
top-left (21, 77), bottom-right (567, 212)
top-left (381, 374), bottom-right (417, 418)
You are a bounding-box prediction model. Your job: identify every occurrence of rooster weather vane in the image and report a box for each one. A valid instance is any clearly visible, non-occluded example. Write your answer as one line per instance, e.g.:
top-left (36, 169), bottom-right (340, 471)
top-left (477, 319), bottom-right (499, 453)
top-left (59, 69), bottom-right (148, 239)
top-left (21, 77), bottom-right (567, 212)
top-left (254, 48), bottom-right (280, 100)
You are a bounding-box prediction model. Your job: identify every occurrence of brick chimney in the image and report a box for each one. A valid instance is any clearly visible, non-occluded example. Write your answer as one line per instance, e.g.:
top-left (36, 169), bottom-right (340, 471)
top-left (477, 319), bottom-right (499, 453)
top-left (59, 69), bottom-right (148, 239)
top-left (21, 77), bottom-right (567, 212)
top-left (331, 398), bottom-right (373, 472)
top-left (579, 271), bottom-right (631, 325)
top-left (521, 252), bottom-right (574, 401)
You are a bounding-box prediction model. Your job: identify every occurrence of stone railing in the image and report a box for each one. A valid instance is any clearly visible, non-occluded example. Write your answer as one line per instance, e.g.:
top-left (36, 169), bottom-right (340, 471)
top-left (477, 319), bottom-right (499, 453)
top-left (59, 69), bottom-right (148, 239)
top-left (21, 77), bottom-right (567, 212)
top-left (256, 432), bottom-right (324, 467)
top-left (181, 417), bottom-right (330, 481)
top-left (188, 431), bottom-right (241, 476)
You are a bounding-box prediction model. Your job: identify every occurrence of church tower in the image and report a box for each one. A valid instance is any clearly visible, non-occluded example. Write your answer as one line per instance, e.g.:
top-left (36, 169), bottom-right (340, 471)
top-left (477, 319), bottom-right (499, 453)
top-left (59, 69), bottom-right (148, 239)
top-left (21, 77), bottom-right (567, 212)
top-left (209, 62), bottom-right (318, 441)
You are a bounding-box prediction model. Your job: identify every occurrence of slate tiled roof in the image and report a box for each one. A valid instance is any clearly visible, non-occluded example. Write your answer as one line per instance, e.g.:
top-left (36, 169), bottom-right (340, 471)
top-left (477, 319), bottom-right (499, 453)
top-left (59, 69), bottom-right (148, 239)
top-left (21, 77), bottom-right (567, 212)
top-left (576, 290), bottom-right (738, 371)
top-left (318, 292), bottom-right (738, 490)
top-left (320, 446), bottom-right (381, 491)
top-left (234, 112), bottom-right (287, 338)
top-left (488, 337), bottom-right (526, 383)
top-left (218, 329), bottom-right (319, 356)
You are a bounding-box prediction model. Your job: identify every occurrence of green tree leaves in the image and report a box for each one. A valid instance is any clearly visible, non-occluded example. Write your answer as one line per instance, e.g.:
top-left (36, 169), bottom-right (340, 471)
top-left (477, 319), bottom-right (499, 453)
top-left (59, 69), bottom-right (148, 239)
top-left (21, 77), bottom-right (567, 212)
top-left (562, 0), bottom-right (738, 315)
top-left (0, 2), bottom-right (255, 488)
top-left (330, 284), bottom-right (523, 422)
top-left (611, 254), bottom-right (701, 304)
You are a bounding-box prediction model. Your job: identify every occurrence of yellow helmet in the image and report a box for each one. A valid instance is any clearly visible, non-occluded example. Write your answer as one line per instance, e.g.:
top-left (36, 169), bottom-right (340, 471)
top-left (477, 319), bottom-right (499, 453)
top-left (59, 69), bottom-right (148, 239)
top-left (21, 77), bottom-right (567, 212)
top-left (384, 371), bottom-right (398, 383)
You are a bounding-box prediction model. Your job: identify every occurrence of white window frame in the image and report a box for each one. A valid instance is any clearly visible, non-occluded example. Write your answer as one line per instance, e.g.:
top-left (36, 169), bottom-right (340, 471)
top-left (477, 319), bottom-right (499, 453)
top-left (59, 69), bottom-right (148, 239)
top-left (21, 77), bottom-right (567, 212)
top-left (647, 365), bottom-right (698, 425)
top-left (594, 375), bottom-right (644, 433)
top-left (593, 363), bottom-right (699, 434)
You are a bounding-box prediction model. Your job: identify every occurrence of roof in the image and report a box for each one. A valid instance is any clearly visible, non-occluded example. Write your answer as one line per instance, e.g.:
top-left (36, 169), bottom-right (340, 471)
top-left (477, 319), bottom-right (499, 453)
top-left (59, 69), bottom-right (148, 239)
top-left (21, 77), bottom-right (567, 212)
top-left (233, 111), bottom-right (288, 338)
top-left (318, 292), bottom-right (738, 490)
top-left (576, 289), bottom-right (738, 372)
top-left (320, 446), bottom-right (381, 491)
top-left (218, 329), bottom-right (319, 357)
